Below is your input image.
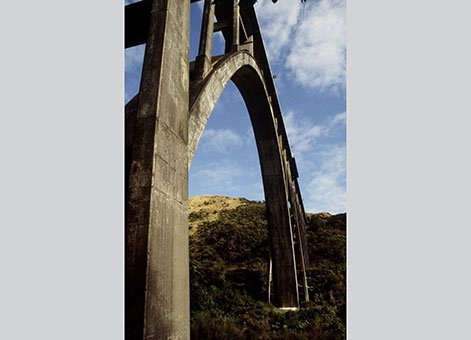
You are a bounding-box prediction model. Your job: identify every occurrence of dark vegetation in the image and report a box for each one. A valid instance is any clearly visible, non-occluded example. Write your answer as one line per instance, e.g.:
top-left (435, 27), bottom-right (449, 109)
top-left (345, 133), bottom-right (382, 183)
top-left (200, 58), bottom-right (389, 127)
top-left (190, 199), bottom-right (346, 339)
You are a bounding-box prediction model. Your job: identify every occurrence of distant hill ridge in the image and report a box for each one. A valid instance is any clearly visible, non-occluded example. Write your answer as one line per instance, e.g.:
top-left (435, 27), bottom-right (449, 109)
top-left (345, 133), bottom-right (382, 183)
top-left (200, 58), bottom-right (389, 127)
top-left (189, 195), bottom-right (258, 235)
top-left (189, 195), bottom-right (336, 224)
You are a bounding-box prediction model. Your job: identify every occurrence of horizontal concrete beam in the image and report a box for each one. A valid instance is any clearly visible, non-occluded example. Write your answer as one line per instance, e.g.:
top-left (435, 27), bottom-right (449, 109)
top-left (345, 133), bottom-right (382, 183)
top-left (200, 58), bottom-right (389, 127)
top-left (125, 0), bottom-right (152, 48)
top-left (214, 20), bottom-right (230, 32)
top-left (125, 0), bottom-right (205, 49)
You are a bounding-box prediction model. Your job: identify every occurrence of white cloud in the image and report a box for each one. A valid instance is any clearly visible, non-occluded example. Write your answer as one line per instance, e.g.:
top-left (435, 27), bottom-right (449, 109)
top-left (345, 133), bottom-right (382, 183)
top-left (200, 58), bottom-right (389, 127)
top-left (284, 111), bottom-right (323, 155)
top-left (192, 161), bottom-right (244, 188)
top-left (305, 145), bottom-right (346, 214)
top-left (199, 128), bottom-right (243, 153)
top-left (255, 0), bottom-right (302, 60)
top-left (284, 110), bottom-right (345, 159)
top-left (256, 0), bottom-right (346, 92)
top-left (330, 111), bottom-right (346, 125)
top-left (283, 111), bottom-right (346, 213)
top-left (190, 160), bottom-right (264, 200)
top-left (286, 0), bottom-right (346, 92)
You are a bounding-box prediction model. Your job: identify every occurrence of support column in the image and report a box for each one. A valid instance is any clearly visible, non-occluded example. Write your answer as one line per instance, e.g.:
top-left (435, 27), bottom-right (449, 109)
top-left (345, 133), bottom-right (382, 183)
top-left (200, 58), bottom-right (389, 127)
top-left (282, 151), bottom-right (309, 303)
top-left (232, 69), bottom-right (300, 309)
top-left (290, 187), bottom-right (310, 303)
top-left (265, 188), bottom-right (300, 308)
top-left (297, 218), bottom-right (310, 302)
top-left (125, 0), bottom-right (190, 339)
top-left (258, 141), bottom-right (299, 308)
top-left (231, 0), bottom-right (240, 52)
top-left (195, 0), bottom-right (215, 79)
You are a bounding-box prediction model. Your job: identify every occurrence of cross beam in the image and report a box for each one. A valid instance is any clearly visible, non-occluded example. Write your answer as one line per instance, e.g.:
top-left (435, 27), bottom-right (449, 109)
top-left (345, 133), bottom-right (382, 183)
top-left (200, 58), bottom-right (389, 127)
top-left (125, 0), bottom-right (255, 49)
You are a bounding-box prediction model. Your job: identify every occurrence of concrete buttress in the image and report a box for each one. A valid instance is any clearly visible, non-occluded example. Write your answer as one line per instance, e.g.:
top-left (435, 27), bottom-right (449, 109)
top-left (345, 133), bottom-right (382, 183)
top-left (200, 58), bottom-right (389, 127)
top-left (125, 0), bottom-right (190, 339)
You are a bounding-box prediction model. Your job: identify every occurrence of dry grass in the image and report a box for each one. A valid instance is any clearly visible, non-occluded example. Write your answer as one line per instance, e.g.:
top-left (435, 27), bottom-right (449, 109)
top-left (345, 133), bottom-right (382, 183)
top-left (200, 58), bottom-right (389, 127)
top-left (188, 195), bottom-right (248, 235)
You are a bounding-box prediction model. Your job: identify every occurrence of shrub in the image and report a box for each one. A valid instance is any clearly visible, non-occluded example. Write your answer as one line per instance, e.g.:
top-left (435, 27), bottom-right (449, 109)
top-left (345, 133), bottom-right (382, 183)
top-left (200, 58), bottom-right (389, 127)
top-left (189, 199), bottom-right (346, 339)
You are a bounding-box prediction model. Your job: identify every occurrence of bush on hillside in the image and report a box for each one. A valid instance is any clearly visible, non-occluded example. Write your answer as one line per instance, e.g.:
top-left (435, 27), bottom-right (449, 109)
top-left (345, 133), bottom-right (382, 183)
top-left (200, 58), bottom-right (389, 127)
top-left (189, 200), bottom-right (346, 339)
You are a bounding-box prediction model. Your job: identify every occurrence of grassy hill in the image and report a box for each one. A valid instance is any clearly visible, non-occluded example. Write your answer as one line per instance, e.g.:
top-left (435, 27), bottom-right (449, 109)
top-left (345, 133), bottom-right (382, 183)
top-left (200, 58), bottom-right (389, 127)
top-left (189, 196), bottom-right (346, 339)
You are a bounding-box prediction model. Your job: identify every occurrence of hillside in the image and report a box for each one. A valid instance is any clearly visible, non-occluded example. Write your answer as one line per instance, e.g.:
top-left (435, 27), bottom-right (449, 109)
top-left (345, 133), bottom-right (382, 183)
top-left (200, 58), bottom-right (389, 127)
top-left (189, 195), bottom-right (249, 235)
top-left (189, 195), bottom-right (346, 339)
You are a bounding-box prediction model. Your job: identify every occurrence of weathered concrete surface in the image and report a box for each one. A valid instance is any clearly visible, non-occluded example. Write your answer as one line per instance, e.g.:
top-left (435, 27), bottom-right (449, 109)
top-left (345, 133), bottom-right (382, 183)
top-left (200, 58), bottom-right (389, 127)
top-left (125, 0), bottom-right (311, 335)
top-left (194, 0), bottom-right (215, 79)
top-left (125, 0), bottom-right (190, 339)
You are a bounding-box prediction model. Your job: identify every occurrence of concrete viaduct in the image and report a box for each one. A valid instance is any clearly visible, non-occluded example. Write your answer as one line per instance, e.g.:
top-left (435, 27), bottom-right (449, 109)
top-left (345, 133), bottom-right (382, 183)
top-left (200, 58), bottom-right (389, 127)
top-left (125, 0), bottom-right (310, 338)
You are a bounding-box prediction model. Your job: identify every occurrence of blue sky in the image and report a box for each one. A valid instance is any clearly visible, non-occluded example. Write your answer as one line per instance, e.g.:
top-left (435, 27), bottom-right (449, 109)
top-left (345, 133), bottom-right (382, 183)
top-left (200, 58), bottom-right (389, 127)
top-left (125, 0), bottom-right (346, 213)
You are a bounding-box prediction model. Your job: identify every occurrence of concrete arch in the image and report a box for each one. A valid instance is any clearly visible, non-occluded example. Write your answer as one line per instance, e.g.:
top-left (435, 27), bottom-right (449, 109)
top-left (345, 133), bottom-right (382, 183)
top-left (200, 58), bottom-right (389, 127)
top-left (189, 51), bottom-right (299, 307)
top-left (189, 52), bottom-right (263, 162)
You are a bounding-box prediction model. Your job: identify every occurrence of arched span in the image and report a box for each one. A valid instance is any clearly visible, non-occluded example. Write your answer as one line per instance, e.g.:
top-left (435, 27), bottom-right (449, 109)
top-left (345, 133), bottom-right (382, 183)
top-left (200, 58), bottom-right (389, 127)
top-left (189, 51), bottom-right (300, 307)
top-left (189, 51), bottom-right (270, 163)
